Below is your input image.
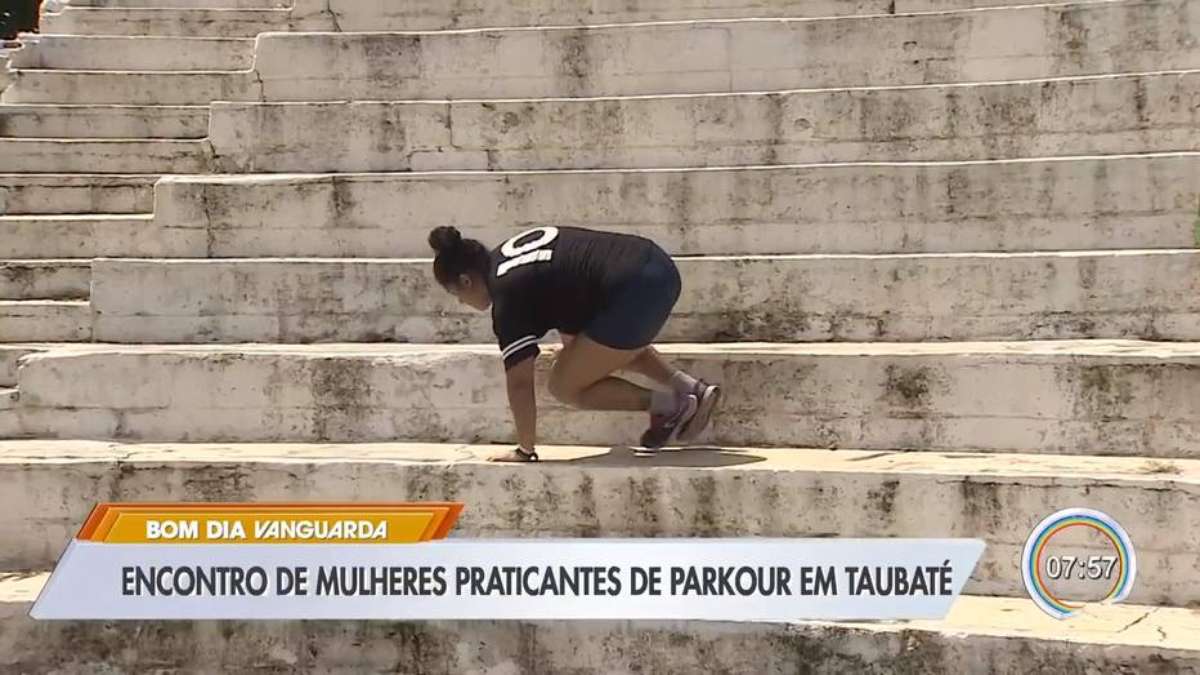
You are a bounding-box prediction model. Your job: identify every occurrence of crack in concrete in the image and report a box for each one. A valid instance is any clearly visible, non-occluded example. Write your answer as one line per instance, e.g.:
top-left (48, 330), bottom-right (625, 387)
top-left (449, 444), bottom-right (479, 462)
top-left (199, 183), bottom-right (217, 257)
top-left (1193, 194), bottom-right (1200, 248)
top-left (325, 0), bottom-right (344, 32)
top-left (251, 68), bottom-right (266, 103)
top-left (1116, 609), bottom-right (1153, 633)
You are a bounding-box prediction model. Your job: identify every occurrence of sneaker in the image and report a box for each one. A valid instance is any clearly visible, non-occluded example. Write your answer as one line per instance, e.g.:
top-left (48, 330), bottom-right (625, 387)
top-left (639, 393), bottom-right (699, 450)
top-left (678, 380), bottom-right (722, 442)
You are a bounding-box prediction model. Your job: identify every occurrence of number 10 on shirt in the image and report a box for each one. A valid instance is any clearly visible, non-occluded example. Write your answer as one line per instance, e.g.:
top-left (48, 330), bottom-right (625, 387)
top-left (497, 227), bottom-right (560, 277)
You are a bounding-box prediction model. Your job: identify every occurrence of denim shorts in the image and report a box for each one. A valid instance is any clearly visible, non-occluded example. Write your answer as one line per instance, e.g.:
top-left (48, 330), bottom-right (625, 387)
top-left (583, 244), bottom-right (681, 350)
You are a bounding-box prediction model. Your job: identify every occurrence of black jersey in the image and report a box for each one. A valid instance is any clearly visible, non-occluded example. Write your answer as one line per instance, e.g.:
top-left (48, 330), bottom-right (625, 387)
top-left (488, 226), bottom-right (655, 369)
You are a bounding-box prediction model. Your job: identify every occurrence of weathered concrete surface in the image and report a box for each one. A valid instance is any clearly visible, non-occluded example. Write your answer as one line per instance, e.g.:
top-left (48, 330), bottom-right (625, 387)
top-left (40, 8), bottom-right (293, 38)
top-left (0, 576), bottom-right (1195, 674)
top-left (2, 441), bottom-right (1200, 604)
top-left (69, 0), bottom-right (289, 7)
top-left (251, 2), bottom-right (1200, 101)
top-left (0, 104), bottom-right (209, 139)
top-left (0, 70), bottom-right (259, 105)
top-left (287, 0), bottom-right (1089, 32)
top-left (40, 1), bottom-right (1118, 37)
top-left (87, 250), bottom-right (1200, 343)
top-left (208, 71), bottom-right (1200, 172)
top-left (154, 153), bottom-right (1200, 257)
top-left (0, 301), bottom-right (90, 341)
top-left (0, 346), bottom-right (40, 386)
top-left (0, 174), bottom-right (156, 215)
top-left (14, 2), bottom-right (1199, 104)
top-left (0, 214), bottom-right (190, 258)
top-left (6, 35), bottom-right (254, 71)
top-left (0, 389), bottom-right (16, 435)
top-left (301, 0), bottom-right (895, 31)
top-left (0, 138), bottom-right (209, 173)
top-left (0, 260), bottom-right (89, 300)
top-left (10, 341), bottom-right (1200, 458)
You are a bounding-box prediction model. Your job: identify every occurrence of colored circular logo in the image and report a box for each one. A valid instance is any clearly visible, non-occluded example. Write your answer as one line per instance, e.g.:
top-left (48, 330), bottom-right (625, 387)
top-left (1021, 508), bottom-right (1136, 619)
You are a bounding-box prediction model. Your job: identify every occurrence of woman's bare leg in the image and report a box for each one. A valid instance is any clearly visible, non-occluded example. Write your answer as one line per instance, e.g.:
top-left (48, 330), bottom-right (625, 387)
top-left (550, 336), bottom-right (701, 450)
top-left (549, 335), bottom-right (651, 411)
top-left (622, 346), bottom-right (676, 387)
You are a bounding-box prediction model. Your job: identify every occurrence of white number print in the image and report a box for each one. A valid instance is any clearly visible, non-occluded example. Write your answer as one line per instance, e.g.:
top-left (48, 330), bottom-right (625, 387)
top-left (497, 226), bottom-right (560, 277)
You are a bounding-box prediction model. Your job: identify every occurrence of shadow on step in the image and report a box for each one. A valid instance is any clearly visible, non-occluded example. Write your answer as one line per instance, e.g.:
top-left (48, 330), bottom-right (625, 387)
top-left (552, 446), bottom-right (765, 468)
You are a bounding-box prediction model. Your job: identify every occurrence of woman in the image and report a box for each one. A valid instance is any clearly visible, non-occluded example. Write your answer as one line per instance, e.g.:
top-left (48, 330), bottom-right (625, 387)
top-left (428, 225), bottom-right (721, 462)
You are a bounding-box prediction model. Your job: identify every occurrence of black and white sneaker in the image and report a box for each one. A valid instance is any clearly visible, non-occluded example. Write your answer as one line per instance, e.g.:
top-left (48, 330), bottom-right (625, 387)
top-left (638, 393), bottom-right (698, 452)
top-left (678, 380), bottom-right (721, 442)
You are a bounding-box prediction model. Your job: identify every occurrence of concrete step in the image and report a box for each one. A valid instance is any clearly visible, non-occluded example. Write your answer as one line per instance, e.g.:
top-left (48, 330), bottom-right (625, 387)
top-left (8, 35), bottom-right (254, 71)
top-left (0, 301), bottom-right (91, 341)
top-left (9, 341), bottom-right (1200, 457)
top-left (69, 0), bottom-right (289, 8)
top-left (284, 0), bottom-right (1092, 32)
top-left (38, 1), bottom-right (1118, 37)
top-left (0, 70), bottom-right (258, 105)
top-left (0, 387), bottom-right (15, 410)
top-left (0, 260), bottom-right (89, 300)
top-left (0, 138), bottom-right (210, 173)
top-left (39, 8), bottom-right (292, 38)
top-left (0, 576), bottom-right (1193, 673)
top-left (207, 70), bottom-right (1200, 173)
top-left (87, 250), bottom-right (1200, 344)
top-left (0, 174), bottom-right (157, 215)
top-left (248, 1), bottom-right (1200, 102)
top-left (0, 104), bottom-right (208, 139)
top-left (1, 439), bottom-right (1199, 605)
top-left (305, 0), bottom-right (899, 31)
top-left (0, 214), bottom-right (187, 258)
top-left (12, 2), bottom-right (1199, 104)
top-left (154, 153), bottom-right (1200, 257)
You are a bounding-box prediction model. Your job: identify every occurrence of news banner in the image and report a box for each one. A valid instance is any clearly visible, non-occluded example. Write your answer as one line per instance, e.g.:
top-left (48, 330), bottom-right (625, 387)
top-left (29, 502), bottom-right (1132, 621)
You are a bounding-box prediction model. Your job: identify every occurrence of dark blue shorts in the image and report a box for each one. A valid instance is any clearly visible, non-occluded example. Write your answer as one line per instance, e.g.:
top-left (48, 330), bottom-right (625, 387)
top-left (584, 244), bottom-right (681, 350)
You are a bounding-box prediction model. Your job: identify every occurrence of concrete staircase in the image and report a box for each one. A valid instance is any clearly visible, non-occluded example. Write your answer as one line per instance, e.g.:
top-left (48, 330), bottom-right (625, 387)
top-left (2, 0), bottom-right (1200, 671)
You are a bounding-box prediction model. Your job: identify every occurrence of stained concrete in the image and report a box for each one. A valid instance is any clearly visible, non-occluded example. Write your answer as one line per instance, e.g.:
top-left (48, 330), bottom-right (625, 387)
top-left (8, 341), bottom-right (1200, 459)
top-left (0, 174), bottom-right (156, 215)
top-left (151, 153), bottom-right (1200, 257)
top-left (40, 7), bottom-right (293, 38)
top-left (0, 104), bottom-right (209, 139)
top-left (0, 214), bottom-right (175, 258)
top-left (13, 1), bottom-right (1200, 104)
top-left (0, 138), bottom-right (210, 173)
top-left (252, 2), bottom-right (1200, 101)
top-left (206, 71), bottom-right (1200, 172)
top-left (1, 441), bottom-right (1199, 605)
top-left (0, 301), bottom-right (91, 342)
top-left (6, 35), bottom-right (254, 70)
top-left (84, 250), bottom-right (1200, 343)
top-left (0, 576), bottom-right (1195, 674)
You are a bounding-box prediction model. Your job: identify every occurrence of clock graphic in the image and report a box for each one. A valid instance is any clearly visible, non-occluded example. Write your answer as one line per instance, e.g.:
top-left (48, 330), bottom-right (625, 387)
top-left (1021, 508), bottom-right (1137, 620)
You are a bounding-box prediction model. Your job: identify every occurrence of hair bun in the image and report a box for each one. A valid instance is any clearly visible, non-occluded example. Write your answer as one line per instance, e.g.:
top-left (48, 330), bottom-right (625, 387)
top-left (428, 226), bottom-right (464, 255)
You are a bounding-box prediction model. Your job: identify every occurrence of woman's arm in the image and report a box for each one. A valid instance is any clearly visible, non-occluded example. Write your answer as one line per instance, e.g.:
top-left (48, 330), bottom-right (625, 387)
top-left (505, 357), bottom-right (538, 452)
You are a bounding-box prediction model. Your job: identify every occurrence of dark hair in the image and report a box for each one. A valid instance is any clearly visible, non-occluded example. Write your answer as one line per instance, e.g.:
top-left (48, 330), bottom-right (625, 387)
top-left (429, 226), bottom-right (491, 287)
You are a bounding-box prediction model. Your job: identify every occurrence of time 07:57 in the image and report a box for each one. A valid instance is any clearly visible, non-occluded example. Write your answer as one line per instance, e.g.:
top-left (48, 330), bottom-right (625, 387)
top-left (1045, 555), bottom-right (1118, 580)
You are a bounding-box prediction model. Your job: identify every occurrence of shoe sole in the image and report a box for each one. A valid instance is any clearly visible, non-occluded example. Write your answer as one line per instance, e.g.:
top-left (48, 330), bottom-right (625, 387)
top-left (679, 384), bottom-right (721, 442)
